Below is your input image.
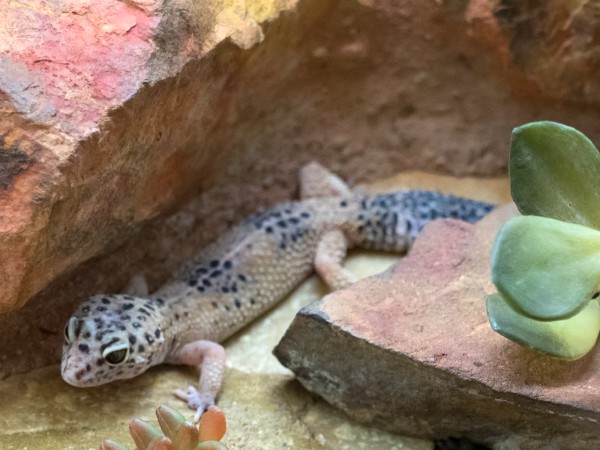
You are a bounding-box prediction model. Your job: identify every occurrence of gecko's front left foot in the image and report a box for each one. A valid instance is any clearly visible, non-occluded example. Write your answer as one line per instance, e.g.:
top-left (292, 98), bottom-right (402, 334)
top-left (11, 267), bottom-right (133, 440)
top-left (173, 385), bottom-right (215, 422)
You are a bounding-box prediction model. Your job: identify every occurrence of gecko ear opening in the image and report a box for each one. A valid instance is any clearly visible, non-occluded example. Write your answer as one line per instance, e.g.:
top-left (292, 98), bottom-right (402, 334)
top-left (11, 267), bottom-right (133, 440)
top-left (102, 343), bottom-right (129, 365)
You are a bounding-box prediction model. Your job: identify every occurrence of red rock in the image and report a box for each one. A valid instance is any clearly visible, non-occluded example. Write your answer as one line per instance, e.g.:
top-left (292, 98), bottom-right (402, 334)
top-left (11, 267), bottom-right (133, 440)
top-left (276, 205), bottom-right (600, 449)
top-left (3, 0), bottom-right (600, 377)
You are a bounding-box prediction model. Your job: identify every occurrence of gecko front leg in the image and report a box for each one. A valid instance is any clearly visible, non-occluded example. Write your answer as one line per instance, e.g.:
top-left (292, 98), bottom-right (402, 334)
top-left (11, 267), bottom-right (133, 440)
top-left (171, 340), bottom-right (226, 422)
top-left (314, 229), bottom-right (357, 290)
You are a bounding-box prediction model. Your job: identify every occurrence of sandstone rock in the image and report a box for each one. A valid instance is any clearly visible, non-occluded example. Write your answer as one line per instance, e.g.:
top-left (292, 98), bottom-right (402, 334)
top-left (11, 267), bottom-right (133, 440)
top-left (275, 204), bottom-right (600, 449)
top-left (2, 0), bottom-right (600, 377)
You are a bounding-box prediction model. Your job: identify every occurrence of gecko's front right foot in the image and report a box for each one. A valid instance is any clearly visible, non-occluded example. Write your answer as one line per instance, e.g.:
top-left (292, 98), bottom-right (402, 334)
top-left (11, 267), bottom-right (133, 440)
top-left (173, 385), bottom-right (215, 422)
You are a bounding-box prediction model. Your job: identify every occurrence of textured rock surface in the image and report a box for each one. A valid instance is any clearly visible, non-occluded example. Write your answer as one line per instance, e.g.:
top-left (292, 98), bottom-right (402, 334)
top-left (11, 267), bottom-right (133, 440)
top-left (275, 205), bottom-right (600, 449)
top-left (1, 0), bottom-right (600, 373)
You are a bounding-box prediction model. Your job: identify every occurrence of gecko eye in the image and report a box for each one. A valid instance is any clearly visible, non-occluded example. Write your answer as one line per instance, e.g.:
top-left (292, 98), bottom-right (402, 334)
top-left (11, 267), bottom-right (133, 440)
top-left (102, 343), bottom-right (129, 366)
top-left (64, 317), bottom-right (77, 345)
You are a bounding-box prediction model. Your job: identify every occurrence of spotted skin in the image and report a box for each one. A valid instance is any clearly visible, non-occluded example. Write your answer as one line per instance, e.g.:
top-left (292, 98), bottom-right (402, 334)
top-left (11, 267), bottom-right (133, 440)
top-left (61, 163), bottom-right (494, 420)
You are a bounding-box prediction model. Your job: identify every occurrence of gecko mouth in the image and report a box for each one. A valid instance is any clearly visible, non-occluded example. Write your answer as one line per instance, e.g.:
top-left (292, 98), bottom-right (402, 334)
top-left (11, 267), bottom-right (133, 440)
top-left (61, 356), bottom-right (95, 387)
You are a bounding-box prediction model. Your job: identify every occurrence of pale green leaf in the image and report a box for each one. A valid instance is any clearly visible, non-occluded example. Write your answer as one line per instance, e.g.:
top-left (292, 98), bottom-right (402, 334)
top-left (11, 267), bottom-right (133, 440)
top-left (492, 215), bottom-right (600, 319)
top-left (510, 121), bottom-right (600, 228)
top-left (487, 294), bottom-right (600, 360)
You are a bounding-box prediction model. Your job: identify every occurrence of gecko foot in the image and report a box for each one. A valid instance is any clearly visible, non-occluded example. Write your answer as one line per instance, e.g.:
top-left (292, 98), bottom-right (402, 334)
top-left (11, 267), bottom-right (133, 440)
top-left (173, 386), bottom-right (215, 422)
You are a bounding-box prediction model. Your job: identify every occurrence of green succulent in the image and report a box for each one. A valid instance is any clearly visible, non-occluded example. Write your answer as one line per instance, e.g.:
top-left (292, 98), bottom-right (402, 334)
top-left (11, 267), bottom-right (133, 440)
top-left (100, 405), bottom-right (227, 450)
top-left (488, 121), bottom-right (600, 359)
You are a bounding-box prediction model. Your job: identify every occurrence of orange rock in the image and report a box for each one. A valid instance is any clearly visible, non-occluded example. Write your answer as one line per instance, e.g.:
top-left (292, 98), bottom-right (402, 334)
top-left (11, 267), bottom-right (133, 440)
top-left (276, 205), bottom-right (600, 448)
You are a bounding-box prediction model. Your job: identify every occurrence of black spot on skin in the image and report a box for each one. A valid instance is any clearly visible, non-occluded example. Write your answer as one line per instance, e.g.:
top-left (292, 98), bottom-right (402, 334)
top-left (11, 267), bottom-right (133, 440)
top-left (223, 260), bottom-right (232, 269)
top-left (238, 274), bottom-right (247, 282)
top-left (234, 299), bottom-right (241, 309)
top-left (123, 296), bottom-right (134, 300)
top-left (83, 332), bottom-right (91, 339)
top-left (265, 226), bottom-right (274, 233)
top-left (197, 286), bottom-right (205, 292)
top-left (211, 301), bottom-right (218, 308)
top-left (79, 344), bottom-right (90, 353)
top-left (203, 279), bottom-right (212, 287)
top-left (340, 200), bottom-right (348, 207)
top-left (95, 333), bottom-right (103, 341)
top-left (145, 333), bottom-right (154, 344)
top-left (96, 359), bottom-right (104, 367)
top-left (123, 303), bottom-right (134, 311)
top-left (184, 312), bottom-right (189, 317)
top-left (156, 298), bottom-right (165, 306)
top-left (82, 306), bottom-right (90, 313)
top-left (210, 260), bottom-right (219, 268)
top-left (120, 315), bottom-right (131, 321)
top-left (221, 287), bottom-right (229, 293)
top-left (210, 270), bottom-right (222, 278)
top-left (300, 212), bottom-right (310, 218)
top-left (225, 305), bottom-right (230, 311)
top-left (133, 322), bottom-right (142, 329)
top-left (129, 335), bottom-right (137, 345)
top-left (198, 267), bottom-right (208, 274)
top-left (175, 314), bottom-right (180, 320)
top-left (155, 329), bottom-right (161, 338)
top-left (250, 298), bottom-right (256, 305)
top-left (231, 283), bottom-right (238, 293)
top-left (138, 345), bottom-right (145, 353)
top-left (86, 364), bottom-right (91, 372)
top-left (277, 220), bottom-right (287, 228)
top-left (280, 242), bottom-right (286, 250)
top-left (101, 297), bottom-right (111, 304)
top-left (188, 279), bottom-right (197, 286)
top-left (144, 303), bottom-right (155, 311)
top-left (138, 308), bottom-right (150, 316)
top-left (289, 217), bottom-right (299, 224)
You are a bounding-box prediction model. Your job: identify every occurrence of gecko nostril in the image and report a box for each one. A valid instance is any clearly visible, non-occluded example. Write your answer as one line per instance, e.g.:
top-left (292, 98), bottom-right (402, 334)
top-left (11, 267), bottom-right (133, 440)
top-left (75, 369), bottom-right (86, 380)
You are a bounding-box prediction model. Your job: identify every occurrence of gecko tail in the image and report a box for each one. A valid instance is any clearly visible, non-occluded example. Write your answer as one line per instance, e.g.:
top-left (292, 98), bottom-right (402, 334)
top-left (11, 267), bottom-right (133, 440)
top-left (355, 190), bottom-right (495, 252)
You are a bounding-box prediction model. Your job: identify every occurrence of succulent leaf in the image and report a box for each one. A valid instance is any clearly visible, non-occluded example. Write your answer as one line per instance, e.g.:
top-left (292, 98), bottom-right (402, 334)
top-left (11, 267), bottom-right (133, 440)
top-left (492, 215), bottom-right (600, 320)
top-left (156, 405), bottom-right (187, 440)
top-left (198, 407), bottom-right (227, 443)
top-left (172, 421), bottom-right (200, 450)
top-left (487, 294), bottom-right (600, 360)
top-left (510, 121), bottom-right (600, 228)
top-left (130, 419), bottom-right (163, 450)
top-left (103, 405), bottom-right (227, 450)
top-left (147, 436), bottom-right (175, 450)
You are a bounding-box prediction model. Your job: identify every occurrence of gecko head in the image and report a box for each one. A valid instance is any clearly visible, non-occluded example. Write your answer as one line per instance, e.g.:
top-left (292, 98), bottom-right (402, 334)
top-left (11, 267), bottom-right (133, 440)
top-left (61, 294), bottom-right (166, 387)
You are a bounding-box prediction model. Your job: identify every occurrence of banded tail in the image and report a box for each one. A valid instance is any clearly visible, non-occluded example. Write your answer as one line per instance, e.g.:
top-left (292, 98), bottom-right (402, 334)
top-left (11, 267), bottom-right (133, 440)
top-left (355, 190), bottom-right (495, 251)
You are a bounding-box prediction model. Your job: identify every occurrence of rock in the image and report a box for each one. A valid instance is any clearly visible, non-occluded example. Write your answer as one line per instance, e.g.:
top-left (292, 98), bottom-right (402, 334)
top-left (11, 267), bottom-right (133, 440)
top-left (2, 0), bottom-right (600, 377)
top-left (275, 204), bottom-right (600, 449)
